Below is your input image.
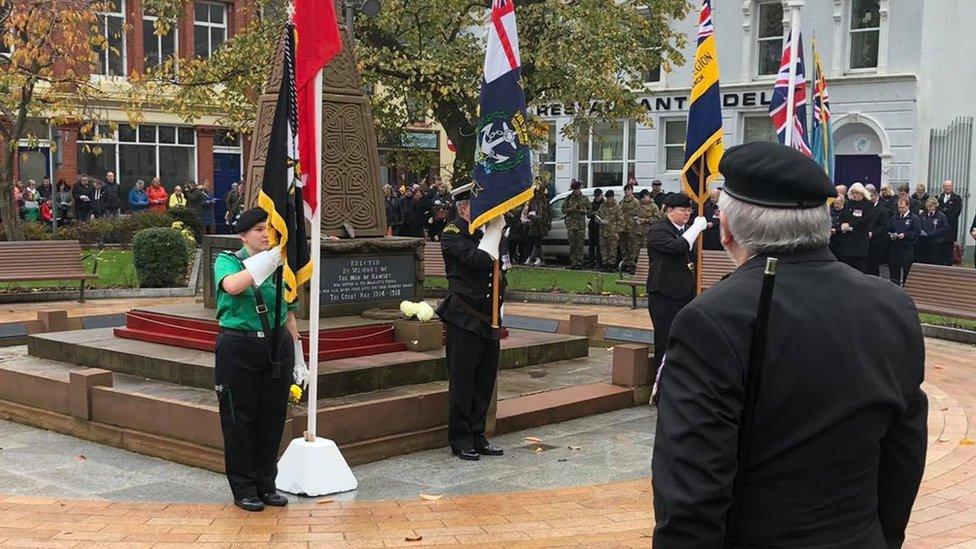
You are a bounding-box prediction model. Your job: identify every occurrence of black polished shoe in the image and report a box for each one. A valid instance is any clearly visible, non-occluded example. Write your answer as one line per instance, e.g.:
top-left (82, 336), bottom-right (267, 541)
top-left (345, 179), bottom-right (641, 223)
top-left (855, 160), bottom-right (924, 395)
top-left (475, 444), bottom-right (504, 456)
top-left (453, 448), bottom-right (480, 461)
top-left (260, 491), bottom-right (289, 507)
top-left (234, 496), bottom-right (265, 512)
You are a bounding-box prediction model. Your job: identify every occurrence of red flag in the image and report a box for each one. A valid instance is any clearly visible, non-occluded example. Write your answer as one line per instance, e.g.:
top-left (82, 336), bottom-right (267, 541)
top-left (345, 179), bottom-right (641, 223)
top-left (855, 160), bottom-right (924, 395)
top-left (293, 0), bottom-right (342, 219)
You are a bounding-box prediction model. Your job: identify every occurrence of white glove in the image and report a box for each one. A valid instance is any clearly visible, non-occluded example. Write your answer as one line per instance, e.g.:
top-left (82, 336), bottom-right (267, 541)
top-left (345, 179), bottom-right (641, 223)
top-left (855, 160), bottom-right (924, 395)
top-left (243, 247), bottom-right (282, 286)
top-left (477, 217), bottom-right (504, 260)
top-left (682, 216), bottom-right (708, 248)
top-left (292, 338), bottom-right (309, 388)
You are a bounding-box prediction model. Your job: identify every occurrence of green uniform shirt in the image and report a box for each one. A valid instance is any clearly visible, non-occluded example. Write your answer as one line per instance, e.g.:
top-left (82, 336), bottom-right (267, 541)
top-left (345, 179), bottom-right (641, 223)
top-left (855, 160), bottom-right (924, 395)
top-left (214, 247), bottom-right (297, 331)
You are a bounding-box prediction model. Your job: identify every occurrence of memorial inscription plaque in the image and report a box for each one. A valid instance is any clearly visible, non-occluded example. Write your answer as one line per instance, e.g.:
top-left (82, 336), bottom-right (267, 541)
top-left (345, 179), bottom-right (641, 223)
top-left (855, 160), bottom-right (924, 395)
top-left (322, 255), bottom-right (416, 305)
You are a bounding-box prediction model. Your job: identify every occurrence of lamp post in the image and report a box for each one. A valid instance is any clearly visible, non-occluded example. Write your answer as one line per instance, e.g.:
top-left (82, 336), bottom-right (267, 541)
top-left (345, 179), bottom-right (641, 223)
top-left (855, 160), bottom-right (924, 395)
top-left (343, 0), bottom-right (381, 42)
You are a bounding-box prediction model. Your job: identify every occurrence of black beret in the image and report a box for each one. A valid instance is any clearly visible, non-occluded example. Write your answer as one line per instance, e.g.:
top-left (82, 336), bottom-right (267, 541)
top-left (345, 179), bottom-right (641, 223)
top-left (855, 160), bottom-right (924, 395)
top-left (233, 207), bottom-right (268, 233)
top-left (593, 188), bottom-right (603, 195)
top-left (663, 192), bottom-right (692, 208)
top-left (651, 180), bottom-right (663, 186)
top-left (570, 180), bottom-right (581, 190)
top-left (604, 190), bottom-right (615, 198)
top-left (719, 141), bottom-right (834, 208)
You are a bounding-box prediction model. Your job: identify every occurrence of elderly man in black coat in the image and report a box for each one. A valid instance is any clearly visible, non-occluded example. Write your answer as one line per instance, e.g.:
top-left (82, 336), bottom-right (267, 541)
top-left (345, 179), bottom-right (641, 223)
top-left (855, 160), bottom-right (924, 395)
top-left (652, 142), bottom-right (927, 549)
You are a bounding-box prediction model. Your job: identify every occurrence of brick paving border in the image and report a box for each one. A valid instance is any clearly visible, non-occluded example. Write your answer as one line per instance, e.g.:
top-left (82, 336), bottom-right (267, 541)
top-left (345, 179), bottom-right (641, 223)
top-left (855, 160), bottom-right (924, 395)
top-left (0, 337), bottom-right (972, 547)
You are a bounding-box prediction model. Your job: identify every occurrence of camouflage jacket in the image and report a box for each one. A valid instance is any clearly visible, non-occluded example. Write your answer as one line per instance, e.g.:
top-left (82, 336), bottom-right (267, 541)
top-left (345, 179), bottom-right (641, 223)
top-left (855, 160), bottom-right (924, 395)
top-left (563, 192), bottom-right (590, 231)
top-left (636, 202), bottom-right (663, 234)
top-left (596, 199), bottom-right (621, 234)
top-left (619, 196), bottom-right (641, 233)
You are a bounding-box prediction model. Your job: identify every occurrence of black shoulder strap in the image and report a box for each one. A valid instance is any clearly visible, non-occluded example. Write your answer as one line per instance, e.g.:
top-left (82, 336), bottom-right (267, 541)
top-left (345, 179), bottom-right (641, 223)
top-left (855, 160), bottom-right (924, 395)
top-left (229, 250), bottom-right (274, 338)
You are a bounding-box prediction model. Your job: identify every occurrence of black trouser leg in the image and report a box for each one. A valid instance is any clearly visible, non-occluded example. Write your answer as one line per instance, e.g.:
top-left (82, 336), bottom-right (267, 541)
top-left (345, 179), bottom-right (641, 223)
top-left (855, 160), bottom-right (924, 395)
top-left (648, 292), bottom-right (692, 368)
top-left (255, 334), bottom-right (293, 494)
top-left (215, 332), bottom-right (292, 500)
top-left (446, 324), bottom-right (497, 452)
top-left (470, 337), bottom-right (499, 449)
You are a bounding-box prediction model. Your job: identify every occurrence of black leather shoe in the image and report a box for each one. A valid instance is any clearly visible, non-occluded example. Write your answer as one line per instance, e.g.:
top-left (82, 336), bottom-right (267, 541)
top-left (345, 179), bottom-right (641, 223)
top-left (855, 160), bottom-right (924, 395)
top-left (234, 496), bottom-right (265, 512)
top-left (476, 444), bottom-right (504, 456)
top-left (453, 449), bottom-right (480, 461)
top-left (260, 491), bottom-right (289, 507)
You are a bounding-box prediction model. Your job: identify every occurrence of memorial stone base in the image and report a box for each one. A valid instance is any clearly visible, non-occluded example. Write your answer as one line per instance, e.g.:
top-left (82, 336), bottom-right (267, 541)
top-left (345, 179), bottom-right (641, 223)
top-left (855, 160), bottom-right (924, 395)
top-left (202, 235), bottom-right (426, 319)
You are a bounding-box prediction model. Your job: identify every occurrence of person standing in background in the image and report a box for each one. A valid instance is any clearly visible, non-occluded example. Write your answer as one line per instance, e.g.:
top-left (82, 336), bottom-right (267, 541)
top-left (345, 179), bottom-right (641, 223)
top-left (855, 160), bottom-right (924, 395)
top-left (587, 188), bottom-right (604, 268)
top-left (563, 181), bottom-right (590, 270)
top-left (128, 180), bottom-right (149, 213)
top-left (147, 177), bottom-right (169, 213)
top-left (72, 176), bottom-right (93, 221)
top-left (937, 180), bottom-right (962, 265)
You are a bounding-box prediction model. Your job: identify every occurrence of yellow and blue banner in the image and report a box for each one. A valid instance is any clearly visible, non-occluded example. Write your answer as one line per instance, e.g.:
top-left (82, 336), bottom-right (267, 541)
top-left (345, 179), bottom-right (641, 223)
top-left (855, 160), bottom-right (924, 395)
top-left (469, 0), bottom-right (534, 233)
top-left (811, 39), bottom-right (834, 180)
top-left (681, 0), bottom-right (725, 202)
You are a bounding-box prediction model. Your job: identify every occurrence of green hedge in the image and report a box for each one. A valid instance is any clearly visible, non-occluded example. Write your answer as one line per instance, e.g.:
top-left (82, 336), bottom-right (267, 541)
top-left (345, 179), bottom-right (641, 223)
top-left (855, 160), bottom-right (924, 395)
top-left (132, 227), bottom-right (192, 287)
top-left (0, 211), bottom-right (177, 245)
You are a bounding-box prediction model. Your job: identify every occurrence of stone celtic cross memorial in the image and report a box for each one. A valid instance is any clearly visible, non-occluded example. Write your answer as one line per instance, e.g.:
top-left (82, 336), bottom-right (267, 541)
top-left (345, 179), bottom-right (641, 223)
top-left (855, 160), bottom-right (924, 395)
top-left (203, 20), bottom-right (425, 317)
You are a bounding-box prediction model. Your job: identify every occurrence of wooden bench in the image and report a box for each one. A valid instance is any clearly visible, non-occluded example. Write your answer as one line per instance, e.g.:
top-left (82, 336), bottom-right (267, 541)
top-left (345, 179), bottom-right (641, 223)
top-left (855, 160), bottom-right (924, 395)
top-left (701, 249), bottom-right (737, 291)
top-left (0, 240), bottom-right (98, 301)
top-left (904, 264), bottom-right (976, 321)
top-left (423, 241), bottom-right (446, 278)
top-left (615, 250), bottom-right (737, 309)
top-left (615, 254), bottom-right (649, 309)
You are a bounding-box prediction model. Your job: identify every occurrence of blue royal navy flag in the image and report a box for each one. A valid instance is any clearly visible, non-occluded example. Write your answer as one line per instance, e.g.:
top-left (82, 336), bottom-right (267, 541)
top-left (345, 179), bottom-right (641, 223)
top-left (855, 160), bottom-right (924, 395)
top-left (469, 0), bottom-right (534, 233)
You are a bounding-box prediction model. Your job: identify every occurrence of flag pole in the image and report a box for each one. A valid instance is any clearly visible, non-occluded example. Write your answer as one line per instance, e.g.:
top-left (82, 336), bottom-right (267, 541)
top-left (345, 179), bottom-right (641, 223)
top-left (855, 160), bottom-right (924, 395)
top-left (695, 156), bottom-right (705, 295)
top-left (306, 68), bottom-right (324, 441)
top-left (784, 3), bottom-right (801, 148)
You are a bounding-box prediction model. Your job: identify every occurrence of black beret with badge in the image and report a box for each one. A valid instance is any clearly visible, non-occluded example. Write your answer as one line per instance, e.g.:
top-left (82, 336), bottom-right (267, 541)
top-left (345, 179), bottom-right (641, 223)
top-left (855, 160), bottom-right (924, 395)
top-left (233, 207), bottom-right (268, 233)
top-left (719, 141), bottom-right (835, 208)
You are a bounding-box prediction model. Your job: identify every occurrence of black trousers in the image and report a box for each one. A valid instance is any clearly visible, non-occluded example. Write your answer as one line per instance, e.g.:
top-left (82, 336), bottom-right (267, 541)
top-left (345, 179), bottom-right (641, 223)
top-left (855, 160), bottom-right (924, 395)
top-left (941, 239), bottom-right (956, 266)
top-left (215, 331), bottom-right (293, 500)
top-left (588, 225), bottom-right (601, 265)
top-left (916, 239), bottom-right (940, 265)
top-left (445, 323), bottom-right (499, 452)
top-left (889, 244), bottom-right (915, 286)
top-left (648, 291), bottom-right (693, 368)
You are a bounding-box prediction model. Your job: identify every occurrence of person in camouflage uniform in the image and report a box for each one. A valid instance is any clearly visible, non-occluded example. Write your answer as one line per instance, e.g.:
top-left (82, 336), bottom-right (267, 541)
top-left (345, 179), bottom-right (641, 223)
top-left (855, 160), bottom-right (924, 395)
top-left (617, 183), bottom-right (642, 273)
top-left (563, 180), bottom-right (590, 269)
top-left (635, 191), bottom-right (663, 259)
top-left (597, 189), bottom-right (621, 272)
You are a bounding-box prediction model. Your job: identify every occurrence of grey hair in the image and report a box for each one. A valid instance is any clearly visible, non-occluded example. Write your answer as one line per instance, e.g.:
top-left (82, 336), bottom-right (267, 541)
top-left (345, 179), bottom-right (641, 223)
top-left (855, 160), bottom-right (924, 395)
top-left (718, 192), bottom-right (830, 255)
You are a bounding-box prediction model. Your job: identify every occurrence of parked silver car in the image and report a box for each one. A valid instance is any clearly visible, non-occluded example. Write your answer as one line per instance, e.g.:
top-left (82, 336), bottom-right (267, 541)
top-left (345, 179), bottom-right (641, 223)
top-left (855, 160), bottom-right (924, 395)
top-left (542, 186), bottom-right (657, 258)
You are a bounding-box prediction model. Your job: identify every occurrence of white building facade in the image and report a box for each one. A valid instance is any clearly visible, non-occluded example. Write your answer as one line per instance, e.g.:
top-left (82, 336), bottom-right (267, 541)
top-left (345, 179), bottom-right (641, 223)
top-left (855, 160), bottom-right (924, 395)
top-left (535, 0), bottom-right (976, 242)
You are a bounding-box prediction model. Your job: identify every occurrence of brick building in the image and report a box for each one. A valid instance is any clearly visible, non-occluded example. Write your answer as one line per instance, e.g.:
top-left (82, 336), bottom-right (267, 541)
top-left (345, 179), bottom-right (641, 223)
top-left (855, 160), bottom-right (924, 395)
top-left (12, 0), bottom-right (254, 227)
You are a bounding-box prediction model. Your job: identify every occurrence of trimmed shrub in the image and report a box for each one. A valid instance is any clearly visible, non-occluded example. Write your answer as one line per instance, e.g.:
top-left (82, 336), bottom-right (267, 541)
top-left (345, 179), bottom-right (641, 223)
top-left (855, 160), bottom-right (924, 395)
top-left (21, 222), bottom-right (52, 241)
top-left (132, 227), bottom-right (191, 287)
top-left (167, 206), bottom-right (203, 242)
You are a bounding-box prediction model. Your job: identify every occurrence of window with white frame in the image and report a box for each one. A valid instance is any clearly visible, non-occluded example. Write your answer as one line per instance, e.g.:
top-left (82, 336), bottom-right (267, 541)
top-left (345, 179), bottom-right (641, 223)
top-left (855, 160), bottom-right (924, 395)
top-left (537, 122), bottom-right (557, 185)
top-left (94, 0), bottom-right (126, 76)
top-left (194, 1), bottom-right (227, 59)
top-left (742, 115), bottom-right (777, 144)
top-left (662, 119), bottom-right (686, 172)
top-left (756, 1), bottom-right (783, 76)
top-left (78, 124), bottom-right (196, 211)
top-left (143, 12), bottom-right (178, 72)
top-left (642, 65), bottom-right (662, 85)
top-left (577, 120), bottom-right (637, 187)
top-left (849, 0), bottom-right (880, 70)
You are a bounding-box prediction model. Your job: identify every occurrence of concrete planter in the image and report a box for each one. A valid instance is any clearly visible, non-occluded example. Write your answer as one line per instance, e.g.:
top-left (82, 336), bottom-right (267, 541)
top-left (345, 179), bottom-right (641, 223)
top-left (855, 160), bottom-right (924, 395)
top-left (394, 319), bottom-right (443, 352)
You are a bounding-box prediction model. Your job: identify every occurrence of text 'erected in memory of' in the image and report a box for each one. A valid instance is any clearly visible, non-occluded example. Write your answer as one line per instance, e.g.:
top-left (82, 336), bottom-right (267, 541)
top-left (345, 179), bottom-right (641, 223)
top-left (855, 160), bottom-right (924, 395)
top-left (321, 255), bottom-right (416, 304)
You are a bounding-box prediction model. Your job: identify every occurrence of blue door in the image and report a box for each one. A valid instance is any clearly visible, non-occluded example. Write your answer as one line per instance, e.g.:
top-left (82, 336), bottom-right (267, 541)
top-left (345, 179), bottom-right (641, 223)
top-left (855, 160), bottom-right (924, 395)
top-left (835, 155), bottom-right (882, 188)
top-left (213, 153), bottom-right (241, 233)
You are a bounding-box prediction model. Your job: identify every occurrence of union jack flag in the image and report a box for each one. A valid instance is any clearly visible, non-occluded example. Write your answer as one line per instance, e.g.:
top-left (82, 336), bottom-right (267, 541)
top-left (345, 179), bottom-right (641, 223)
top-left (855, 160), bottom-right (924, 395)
top-left (768, 33), bottom-right (811, 157)
top-left (697, 0), bottom-right (714, 41)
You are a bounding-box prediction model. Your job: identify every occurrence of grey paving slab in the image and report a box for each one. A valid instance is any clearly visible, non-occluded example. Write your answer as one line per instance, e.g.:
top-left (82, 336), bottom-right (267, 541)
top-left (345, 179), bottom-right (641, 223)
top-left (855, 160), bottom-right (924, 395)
top-left (0, 323), bottom-right (28, 338)
top-left (0, 404), bottom-right (657, 503)
top-left (604, 326), bottom-right (654, 344)
top-left (504, 315), bottom-right (560, 333)
top-left (80, 314), bottom-right (126, 329)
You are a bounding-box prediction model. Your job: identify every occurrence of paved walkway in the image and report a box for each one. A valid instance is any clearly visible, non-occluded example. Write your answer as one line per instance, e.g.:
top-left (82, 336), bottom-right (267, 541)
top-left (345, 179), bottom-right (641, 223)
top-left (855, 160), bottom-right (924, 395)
top-left (0, 337), bottom-right (971, 546)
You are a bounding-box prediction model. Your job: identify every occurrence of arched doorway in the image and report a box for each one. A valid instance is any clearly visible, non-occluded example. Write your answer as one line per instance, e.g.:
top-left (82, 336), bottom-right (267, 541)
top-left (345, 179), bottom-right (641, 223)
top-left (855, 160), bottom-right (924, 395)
top-left (832, 113), bottom-right (892, 189)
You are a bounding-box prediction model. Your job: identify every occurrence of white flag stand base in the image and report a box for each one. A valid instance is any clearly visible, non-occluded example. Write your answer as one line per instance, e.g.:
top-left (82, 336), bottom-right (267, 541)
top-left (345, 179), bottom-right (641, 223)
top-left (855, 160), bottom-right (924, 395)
top-left (275, 437), bottom-right (358, 497)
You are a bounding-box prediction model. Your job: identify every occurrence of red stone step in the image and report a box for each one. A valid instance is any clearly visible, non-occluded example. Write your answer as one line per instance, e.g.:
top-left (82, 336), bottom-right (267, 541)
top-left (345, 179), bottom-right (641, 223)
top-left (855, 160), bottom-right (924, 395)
top-left (115, 309), bottom-right (408, 360)
top-left (495, 382), bottom-right (636, 435)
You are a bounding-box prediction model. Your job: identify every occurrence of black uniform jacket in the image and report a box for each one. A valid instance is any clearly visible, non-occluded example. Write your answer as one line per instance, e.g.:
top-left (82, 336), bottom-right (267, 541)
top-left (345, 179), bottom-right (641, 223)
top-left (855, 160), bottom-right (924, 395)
top-left (840, 198), bottom-right (874, 258)
top-left (646, 220), bottom-right (693, 299)
top-left (434, 217), bottom-right (502, 339)
top-left (652, 247), bottom-right (927, 549)
top-left (938, 192), bottom-right (963, 238)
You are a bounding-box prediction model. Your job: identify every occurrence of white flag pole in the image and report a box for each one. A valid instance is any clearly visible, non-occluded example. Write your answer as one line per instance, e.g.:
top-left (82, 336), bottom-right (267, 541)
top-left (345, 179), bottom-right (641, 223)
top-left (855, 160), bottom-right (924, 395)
top-left (306, 68), bottom-right (323, 440)
top-left (276, 65), bottom-right (356, 497)
top-left (784, 2), bottom-right (801, 148)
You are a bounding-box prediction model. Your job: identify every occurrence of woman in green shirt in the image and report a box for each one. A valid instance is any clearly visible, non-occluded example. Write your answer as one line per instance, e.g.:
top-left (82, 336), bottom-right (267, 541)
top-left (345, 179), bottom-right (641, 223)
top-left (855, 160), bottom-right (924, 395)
top-left (213, 207), bottom-right (308, 512)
